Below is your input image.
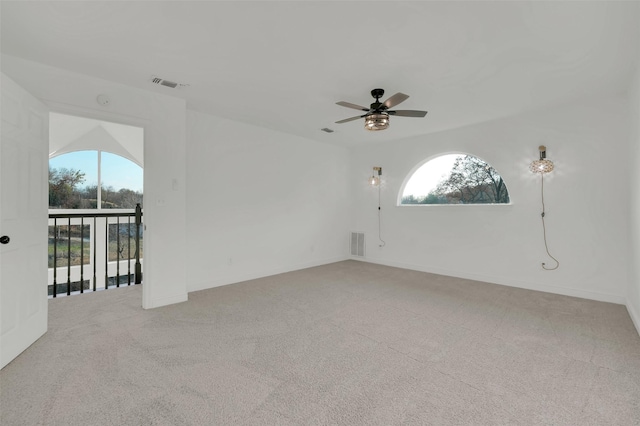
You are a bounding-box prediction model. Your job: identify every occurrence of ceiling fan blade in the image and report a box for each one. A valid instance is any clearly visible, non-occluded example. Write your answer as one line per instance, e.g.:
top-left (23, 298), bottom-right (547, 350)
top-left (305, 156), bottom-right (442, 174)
top-left (336, 101), bottom-right (370, 112)
top-left (335, 115), bottom-right (365, 124)
top-left (388, 110), bottom-right (428, 118)
top-left (383, 92), bottom-right (409, 109)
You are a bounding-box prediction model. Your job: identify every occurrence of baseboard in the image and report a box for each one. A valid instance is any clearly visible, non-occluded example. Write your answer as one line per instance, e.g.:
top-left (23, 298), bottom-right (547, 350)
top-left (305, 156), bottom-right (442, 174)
top-left (188, 256), bottom-right (350, 293)
top-left (352, 257), bottom-right (626, 305)
top-left (627, 300), bottom-right (640, 337)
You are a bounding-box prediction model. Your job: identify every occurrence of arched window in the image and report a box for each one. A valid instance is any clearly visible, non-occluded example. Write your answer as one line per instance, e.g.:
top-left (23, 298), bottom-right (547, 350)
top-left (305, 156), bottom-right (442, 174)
top-left (48, 113), bottom-right (143, 210)
top-left (49, 150), bottom-right (143, 209)
top-left (399, 154), bottom-right (510, 205)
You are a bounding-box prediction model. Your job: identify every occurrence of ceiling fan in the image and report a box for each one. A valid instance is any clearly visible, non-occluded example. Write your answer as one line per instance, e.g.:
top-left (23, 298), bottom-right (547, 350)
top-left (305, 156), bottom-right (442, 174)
top-left (335, 88), bottom-right (428, 131)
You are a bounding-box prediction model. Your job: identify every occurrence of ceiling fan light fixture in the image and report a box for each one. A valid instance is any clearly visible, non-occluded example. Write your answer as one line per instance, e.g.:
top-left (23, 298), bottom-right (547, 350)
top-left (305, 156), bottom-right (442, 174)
top-left (365, 113), bottom-right (389, 131)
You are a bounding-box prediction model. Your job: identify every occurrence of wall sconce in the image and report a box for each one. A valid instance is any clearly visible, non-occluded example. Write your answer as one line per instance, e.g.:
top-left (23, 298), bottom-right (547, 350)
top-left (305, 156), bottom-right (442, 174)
top-left (369, 166), bottom-right (382, 186)
top-left (529, 145), bottom-right (554, 174)
top-left (531, 146), bottom-right (559, 270)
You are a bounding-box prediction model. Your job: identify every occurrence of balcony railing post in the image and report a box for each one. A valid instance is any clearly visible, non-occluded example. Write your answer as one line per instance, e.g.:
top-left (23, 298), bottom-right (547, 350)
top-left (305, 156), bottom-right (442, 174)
top-left (116, 216), bottom-right (120, 288)
top-left (52, 218), bottom-right (57, 297)
top-left (104, 217), bottom-right (109, 289)
top-left (92, 216), bottom-right (97, 291)
top-left (80, 217), bottom-right (84, 293)
top-left (67, 218), bottom-right (71, 295)
top-left (127, 216), bottom-right (131, 286)
top-left (135, 203), bottom-right (142, 284)
top-left (95, 217), bottom-right (106, 291)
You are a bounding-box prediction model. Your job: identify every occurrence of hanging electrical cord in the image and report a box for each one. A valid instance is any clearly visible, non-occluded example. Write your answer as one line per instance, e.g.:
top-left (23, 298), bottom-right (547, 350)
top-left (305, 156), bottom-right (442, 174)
top-left (377, 181), bottom-right (386, 248)
top-left (530, 146), bottom-right (559, 270)
top-left (370, 166), bottom-right (386, 248)
top-left (539, 173), bottom-right (559, 270)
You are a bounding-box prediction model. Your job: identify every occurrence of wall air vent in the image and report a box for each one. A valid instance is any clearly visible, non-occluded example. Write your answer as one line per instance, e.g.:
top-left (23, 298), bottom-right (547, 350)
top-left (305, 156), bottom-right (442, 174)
top-left (350, 232), bottom-right (365, 257)
top-left (150, 76), bottom-right (189, 89)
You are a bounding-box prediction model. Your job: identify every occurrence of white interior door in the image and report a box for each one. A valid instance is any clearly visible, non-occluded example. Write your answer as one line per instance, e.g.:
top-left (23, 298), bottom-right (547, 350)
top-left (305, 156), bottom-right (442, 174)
top-left (0, 72), bottom-right (49, 369)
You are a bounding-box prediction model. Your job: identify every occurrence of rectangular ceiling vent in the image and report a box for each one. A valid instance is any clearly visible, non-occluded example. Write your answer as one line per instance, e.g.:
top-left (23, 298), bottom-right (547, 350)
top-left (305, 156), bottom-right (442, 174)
top-left (150, 76), bottom-right (188, 89)
top-left (350, 232), bottom-right (365, 257)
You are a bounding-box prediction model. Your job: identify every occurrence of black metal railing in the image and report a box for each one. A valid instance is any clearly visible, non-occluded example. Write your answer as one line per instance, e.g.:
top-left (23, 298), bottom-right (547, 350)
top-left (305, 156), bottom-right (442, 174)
top-left (48, 204), bottom-right (143, 297)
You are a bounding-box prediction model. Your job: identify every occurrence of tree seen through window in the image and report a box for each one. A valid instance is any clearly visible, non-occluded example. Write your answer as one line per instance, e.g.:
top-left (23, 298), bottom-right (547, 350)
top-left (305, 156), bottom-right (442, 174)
top-left (49, 150), bottom-right (143, 209)
top-left (401, 154), bottom-right (509, 205)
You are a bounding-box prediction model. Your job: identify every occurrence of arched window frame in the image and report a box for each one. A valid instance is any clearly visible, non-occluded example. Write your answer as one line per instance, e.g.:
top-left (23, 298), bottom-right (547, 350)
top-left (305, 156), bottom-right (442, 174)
top-left (397, 152), bottom-right (511, 206)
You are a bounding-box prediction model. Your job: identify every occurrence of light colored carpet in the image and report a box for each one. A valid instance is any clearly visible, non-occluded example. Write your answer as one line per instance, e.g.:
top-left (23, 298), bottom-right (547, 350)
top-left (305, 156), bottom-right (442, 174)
top-left (1, 260), bottom-right (639, 425)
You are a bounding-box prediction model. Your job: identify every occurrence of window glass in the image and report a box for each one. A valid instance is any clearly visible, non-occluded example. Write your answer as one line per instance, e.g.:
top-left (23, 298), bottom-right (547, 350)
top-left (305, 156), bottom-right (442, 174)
top-left (49, 150), bottom-right (98, 209)
top-left (49, 151), bottom-right (143, 209)
top-left (100, 152), bottom-right (143, 209)
top-left (401, 154), bottom-right (510, 205)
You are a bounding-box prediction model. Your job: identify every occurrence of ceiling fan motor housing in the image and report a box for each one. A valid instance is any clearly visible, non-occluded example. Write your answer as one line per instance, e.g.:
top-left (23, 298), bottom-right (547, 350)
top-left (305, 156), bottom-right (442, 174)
top-left (371, 88), bottom-right (385, 99)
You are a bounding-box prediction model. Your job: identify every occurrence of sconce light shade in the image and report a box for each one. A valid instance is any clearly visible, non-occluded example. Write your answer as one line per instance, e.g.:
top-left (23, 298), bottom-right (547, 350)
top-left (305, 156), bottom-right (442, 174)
top-left (530, 159), bottom-right (554, 174)
top-left (365, 113), bottom-right (390, 131)
top-left (530, 145), bottom-right (554, 174)
top-left (369, 166), bottom-right (382, 186)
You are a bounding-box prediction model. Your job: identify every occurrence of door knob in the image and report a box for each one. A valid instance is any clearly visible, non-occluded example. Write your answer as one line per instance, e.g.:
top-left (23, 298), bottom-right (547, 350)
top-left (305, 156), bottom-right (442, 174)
top-left (0, 236), bottom-right (10, 244)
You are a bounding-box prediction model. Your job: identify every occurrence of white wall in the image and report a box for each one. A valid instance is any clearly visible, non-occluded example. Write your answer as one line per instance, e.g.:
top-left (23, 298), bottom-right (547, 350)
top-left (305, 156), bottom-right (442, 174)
top-left (350, 94), bottom-right (631, 303)
top-left (186, 110), bottom-right (350, 292)
top-left (2, 52), bottom-right (636, 315)
top-left (1, 54), bottom-right (188, 309)
top-left (628, 62), bottom-right (640, 331)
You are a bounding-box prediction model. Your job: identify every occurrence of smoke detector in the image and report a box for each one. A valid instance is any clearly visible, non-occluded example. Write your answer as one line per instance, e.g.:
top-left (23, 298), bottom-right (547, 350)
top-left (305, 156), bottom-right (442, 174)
top-left (96, 94), bottom-right (110, 106)
top-left (150, 76), bottom-right (189, 89)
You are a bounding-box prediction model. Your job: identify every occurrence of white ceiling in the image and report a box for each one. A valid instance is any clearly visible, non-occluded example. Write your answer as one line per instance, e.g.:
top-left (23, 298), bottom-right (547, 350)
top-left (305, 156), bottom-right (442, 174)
top-left (1, 1), bottom-right (639, 146)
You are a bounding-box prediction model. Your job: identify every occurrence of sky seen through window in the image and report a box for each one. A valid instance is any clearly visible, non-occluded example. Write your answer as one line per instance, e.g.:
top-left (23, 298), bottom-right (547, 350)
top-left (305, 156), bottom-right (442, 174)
top-left (49, 150), bottom-right (143, 193)
top-left (402, 154), bottom-right (460, 198)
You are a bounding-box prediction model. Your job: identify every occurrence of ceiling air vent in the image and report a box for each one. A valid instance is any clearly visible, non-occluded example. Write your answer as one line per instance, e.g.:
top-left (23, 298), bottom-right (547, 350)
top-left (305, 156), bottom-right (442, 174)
top-left (150, 76), bottom-right (188, 89)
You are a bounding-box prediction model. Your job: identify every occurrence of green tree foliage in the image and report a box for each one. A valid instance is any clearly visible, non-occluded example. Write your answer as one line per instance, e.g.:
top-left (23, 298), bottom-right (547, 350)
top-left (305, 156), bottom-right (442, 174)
top-left (115, 188), bottom-right (143, 209)
top-left (78, 185), bottom-right (143, 209)
top-left (401, 194), bottom-right (420, 204)
top-left (49, 167), bottom-right (86, 208)
top-left (49, 167), bottom-right (143, 209)
top-left (401, 193), bottom-right (448, 204)
top-left (434, 155), bottom-right (509, 204)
